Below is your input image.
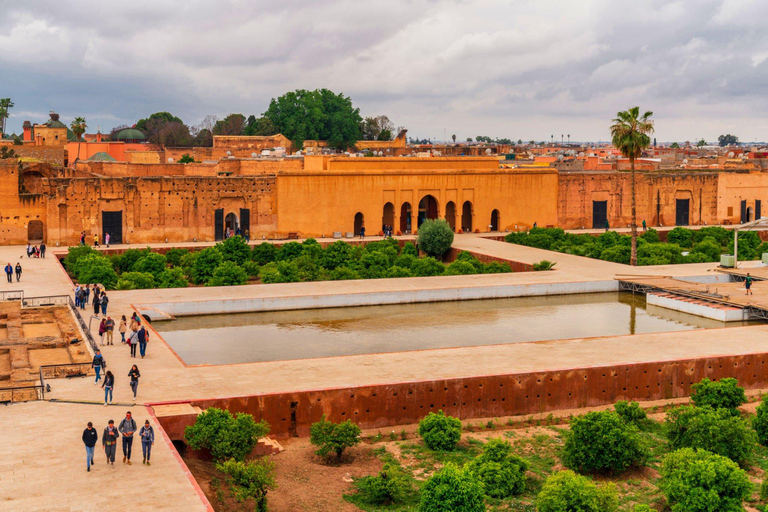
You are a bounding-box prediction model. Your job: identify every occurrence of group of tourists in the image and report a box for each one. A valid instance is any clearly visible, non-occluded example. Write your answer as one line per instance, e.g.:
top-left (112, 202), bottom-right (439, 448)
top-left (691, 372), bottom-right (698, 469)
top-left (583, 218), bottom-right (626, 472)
top-left (25, 242), bottom-right (46, 258)
top-left (382, 224), bottom-right (394, 237)
top-left (4, 262), bottom-right (21, 283)
top-left (73, 283), bottom-right (109, 315)
top-left (224, 226), bottom-right (250, 241)
top-left (81, 411), bottom-right (155, 471)
top-left (92, 313), bottom-right (150, 405)
top-left (81, 231), bottom-right (111, 248)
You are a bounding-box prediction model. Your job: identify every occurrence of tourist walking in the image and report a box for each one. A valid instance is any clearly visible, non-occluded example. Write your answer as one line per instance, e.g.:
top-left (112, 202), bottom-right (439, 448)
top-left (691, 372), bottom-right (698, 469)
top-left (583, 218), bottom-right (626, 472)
top-left (105, 316), bottom-right (114, 345)
top-left (140, 420), bottom-right (155, 465)
top-left (101, 293), bottom-right (109, 315)
top-left (604, 219), bottom-right (610, 232)
top-left (92, 285), bottom-right (100, 308)
top-left (82, 422), bottom-right (98, 472)
top-left (94, 233), bottom-right (99, 247)
top-left (746, 273), bottom-right (754, 296)
top-left (105, 232), bottom-right (110, 248)
top-left (128, 365), bottom-right (140, 402)
top-left (84, 284), bottom-right (91, 306)
top-left (4, 263), bottom-right (11, 283)
top-left (119, 411), bottom-right (137, 465)
top-left (14, 263), bottom-right (21, 282)
top-left (80, 232), bottom-right (86, 246)
top-left (93, 292), bottom-right (101, 316)
top-left (78, 286), bottom-right (87, 310)
top-left (102, 420), bottom-right (119, 467)
top-left (137, 325), bottom-right (149, 358)
top-left (40, 241), bottom-right (46, 258)
top-left (245, 228), bottom-right (250, 243)
top-left (642, 219), bottom-right (647, 232)
top-left (26, 243), bottom-right (32, 258)
top-left (98, 318), bottom-right (107, 346)
top-left (101, 370), bottom-right (114, 406)
top-left (74, 285), bottom-right (81, 308)
top-left (92, 349), bottom-right (105, 384)
top-left (119, 315), bottom-right (127, 343)
top-left (359, 225), bottom-right (365, 239)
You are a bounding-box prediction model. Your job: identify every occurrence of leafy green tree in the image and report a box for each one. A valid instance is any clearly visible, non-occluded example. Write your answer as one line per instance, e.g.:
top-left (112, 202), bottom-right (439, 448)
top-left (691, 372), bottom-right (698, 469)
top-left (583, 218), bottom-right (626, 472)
top-left (417, 219), bottom-right (454, 258)
top-left (483, 261), bottom-right (511, 273)
top-left (562, 411), bottom-right (647, 474)
top-left (467, 438), bottom-right (529, 498)
top-left (277, 241), bottom-right (303, 261)
top-left (411, 257), bottom-right (446, 277)
top-left (690, 377), bottom-right (746, 412)
top-left (718, 134), bottom-right (739, 147)
top-left (116, 271), bottom-right (155, 290)
top-left (353, 463), bottom-right (413, 505)
top-left (690, 238), bottom-right (722, 262)
top-left (402, 242), bottom-right (418, 257)
top-left (537, 470), bottom-right (618, 512)
top-left (321, 241), bottom-right (352, 270)
top-left (213, 113), bottom-right (246, 136)
top-left (599, 245), bottom-right (631, 264)
top-left (216, 458), bottom-right (277, 512)
top-left (665, 405), bottom-right (756, 465)
top-left (419, 463), bottom-right (484, 512)
top-left (263, 88), bottom-right (362, 150)
top-left (309, 415), bottom-right (362, 461)
top-left (133, 252), bottom-right (168, 279)
top-left (670, 142), bottom-right (680, 148)
top-left (178, 153), bottom-right (194, 164)
top-left (444, 260), bottom-right (476, 275)
top-left (70, 117), bottom-right (87, 141)
top-left (244, 115), bottom-right (279, 136)
top-left (696, 138), bottom-right (708, 147)
top-left (329, 266), bottom-right (361, 280)
top-left (110, 248), bottom-right (150, 274)
top-left (640, 228), bottom-right (660, 243)
top-left (666, 227), bottom-right (694, 248)
top-left (190, 247), bottom-right (223, 285)
top-left (300, 238), bottom-right (323, 260)
top-left (208, 261), bottom-right (248, 286)
top-left (659, 448), bottom-right (751, 512)
top-left (385, 266), bottom-right (412, 278)
top-left (156, 268), bottom-right (188, 288)
top-left (693, 226), bottom-right (731, 246)
top-left (76, 254), bottom-right (118, 289)
top-left (610, 106), bottom-right (654, 265)
top-left (613, 401), bottom-right (647, 424)
top-left (241, 261), bottom-right (260, 278)
top-left (136, 111), bottom-right (183, 132)
top-left (418, 410), bottom-right (462, 451)
top-left (165, 248), bottom-right (190, 268)
top-left (216, 235), bottom-right (251, 265)
top-left (252, 242), bottom-right (277, 265)
top-left (184, 407), bottom-right (270, 462)
top-left (63, 245), bottom-right (99, 273)
top-left (754, 395), bottom-right (768, 446)
top-left (728, 231), bottom-right (762, 260)
top-left (0, 98), bottom-right (13, 136)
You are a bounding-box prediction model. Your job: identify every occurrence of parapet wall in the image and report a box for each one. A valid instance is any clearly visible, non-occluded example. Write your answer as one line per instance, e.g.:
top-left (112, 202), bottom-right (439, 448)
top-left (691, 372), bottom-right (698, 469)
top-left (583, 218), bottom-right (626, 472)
top-left (154, 351), bottom-right (768, 440)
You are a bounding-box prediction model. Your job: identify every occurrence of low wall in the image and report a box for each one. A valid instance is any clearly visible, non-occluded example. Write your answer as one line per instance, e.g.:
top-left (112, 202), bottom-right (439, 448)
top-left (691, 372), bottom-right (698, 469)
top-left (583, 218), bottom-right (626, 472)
top-left (153, 351), bottom-right (768, 440)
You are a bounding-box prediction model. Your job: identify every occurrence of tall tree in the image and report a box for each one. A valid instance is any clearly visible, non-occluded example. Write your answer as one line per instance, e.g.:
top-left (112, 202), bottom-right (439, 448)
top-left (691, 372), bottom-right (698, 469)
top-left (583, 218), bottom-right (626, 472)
top-left (696, 138), bottom-right (707, 147)
top-left (452, 134), bottom-right (456, 143)
top-left (0, 98), bottom-right (14, 137)
top-left (70, 117), bottom-right (87, 141)
top-left (213, 113), bottom-right (246, 136)
top-left (610, 107), bottom-right (654, 266)
top-left (718, 134), bottom-right (739, 147)
top-left (360, 115), bottom-right (395, 141)
top-left (136, 112), bottom-right (183, 133)
top-left (263, 89), bottom-right (362, 150)
top-left (243, 116), bottom-right (278, 136)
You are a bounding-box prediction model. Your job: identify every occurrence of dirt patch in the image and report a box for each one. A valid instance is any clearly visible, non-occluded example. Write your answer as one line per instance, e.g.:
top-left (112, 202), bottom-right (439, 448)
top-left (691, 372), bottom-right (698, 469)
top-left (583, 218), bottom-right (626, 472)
top-left (28, 347), bottom-right (71, 367)
top-left (22, 322), bottom-right (60, 338)
top-left (184, 437), bottom-right (383, 512)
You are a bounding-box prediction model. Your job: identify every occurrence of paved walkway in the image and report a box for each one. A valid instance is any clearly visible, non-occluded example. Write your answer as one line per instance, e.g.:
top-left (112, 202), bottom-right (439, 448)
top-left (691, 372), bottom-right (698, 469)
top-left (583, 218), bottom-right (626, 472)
top-left (1, 234), bottom-right (766, 511)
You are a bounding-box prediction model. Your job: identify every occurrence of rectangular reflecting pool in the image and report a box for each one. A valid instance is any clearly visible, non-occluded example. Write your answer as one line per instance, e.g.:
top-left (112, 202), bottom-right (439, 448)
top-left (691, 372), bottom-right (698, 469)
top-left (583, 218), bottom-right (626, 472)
top-left (153, 292), bottom-right (757, 365)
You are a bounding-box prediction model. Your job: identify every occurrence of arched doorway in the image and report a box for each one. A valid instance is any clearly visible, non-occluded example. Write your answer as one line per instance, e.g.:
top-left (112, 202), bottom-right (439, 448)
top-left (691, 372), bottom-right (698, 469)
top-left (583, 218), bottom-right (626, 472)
top-left (400, 203), bottom-right (412, 234)
top-left (224, 212), bottom-right (239, 236)
top-left (27, 220), bottom-right (44, 242)
top-left (354, 212), bottom-right (364, 236)
top-left (418, 195), bottom-right (438, 228)
top-left (490, 209), bottom-right (500, 231)
top-left (445, 201), bottom-right (456, 231)
top-left (382, 203), bottom-right (394, 232)
top-left (461, 201), bottom-right (473, 232)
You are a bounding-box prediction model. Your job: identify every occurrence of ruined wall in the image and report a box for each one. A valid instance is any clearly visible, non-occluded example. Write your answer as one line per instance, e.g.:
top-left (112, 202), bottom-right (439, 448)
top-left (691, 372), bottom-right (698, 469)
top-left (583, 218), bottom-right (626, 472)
top-left (0, 160), bottom-right (49, 244)
top-left (558, 171), bottom-right (720, 229)
top-left (13, 146), bottom-right (66, 166)
top-left (152, 352), bottom-right (768, 439)
top-left (42, 174), bottom-right (277, 245)
top-left (717, 171), bottom-right (768, 223)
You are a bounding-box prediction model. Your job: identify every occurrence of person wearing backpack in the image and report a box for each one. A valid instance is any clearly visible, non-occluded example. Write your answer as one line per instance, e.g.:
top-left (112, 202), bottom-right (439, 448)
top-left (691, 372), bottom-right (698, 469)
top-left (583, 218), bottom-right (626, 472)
top-left (139, 420), bottom-right (155, 465)
top-left (119, 411), bottom-right (137, 465)
top-left (102, 419), bottom-right (120, 467)
top-left (92, 349), bottom-right (105, 384)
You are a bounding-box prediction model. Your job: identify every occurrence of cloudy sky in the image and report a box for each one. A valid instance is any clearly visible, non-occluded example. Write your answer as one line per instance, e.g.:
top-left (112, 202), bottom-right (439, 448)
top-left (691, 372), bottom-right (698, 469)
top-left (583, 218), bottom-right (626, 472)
top-left (2, 0), bottom-right (768, 142)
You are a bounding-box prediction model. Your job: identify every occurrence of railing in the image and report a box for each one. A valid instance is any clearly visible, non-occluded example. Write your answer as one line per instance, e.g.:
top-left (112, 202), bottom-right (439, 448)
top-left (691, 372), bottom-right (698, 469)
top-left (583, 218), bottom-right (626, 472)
top-left (22, 295), bottom-right (70, 308)
top-left (0, 385), bottom-right (45, 403)
top-left (1, 290), bottom-right (24, 301)
top-left (66, 296), bottom-right (98, 352)
top-left (39, 362), bottom-right (92, 380)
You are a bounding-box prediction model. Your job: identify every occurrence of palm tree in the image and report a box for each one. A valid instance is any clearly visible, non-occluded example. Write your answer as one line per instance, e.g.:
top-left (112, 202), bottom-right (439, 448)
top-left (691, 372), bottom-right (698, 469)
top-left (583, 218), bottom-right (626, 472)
top-left (610, 107), bottom-right (654, 266)
top-left (71, 117), bottom-right (87, 141)
top-left (0, 98), bottom-right (14, 137)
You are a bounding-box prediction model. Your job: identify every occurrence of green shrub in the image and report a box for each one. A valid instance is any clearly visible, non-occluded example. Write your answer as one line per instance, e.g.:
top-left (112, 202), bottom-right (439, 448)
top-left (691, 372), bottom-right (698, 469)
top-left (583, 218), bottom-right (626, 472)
top-left (252, 242), bottom-right (277, 265)
top-left (640, 228), bottom-right (660, 243)
top-left (526, 233), bottom-right (555, 250)
top-left (190, 247), bottom-right (223, 284)
top-left (353, 463), bottom-right (413, 505)
top-left (321, 241), bottom-right (352, 270)
top-left (536, 470), bottom-right (618, 512)
top-left (600, 245), bottom-right (631, 264)
top-left (562, 411), bottom-right (647, 474)
top-left (309, 415), bottom-right (362, 461)
top-left (76, 254), bottom-right (118, 289)
top-left (385, 266), bottom-right (412, 278)
top-left (207, 261), bottom-right (248, 286)
top-left (659, 448), bottom-right (751, 512)
top-left (614, 400), bottom-right (647, 424)
top-left (179, 250), bottom-right (198, 271)
top-left (216, 235), bottom-right (251, 265)
top-left (418, 410), bottom-right (462, 451)
top-left (632, 505), bottom-right (652, 512)
top-left (417, 219), bottom-right (454, 258)
top-left (109, 247), bottom-right (151, 274)
top-left (393, 254), bottom-right (417, 269)
top-left (466, 438), bottom-right (529, 498)
top-left (667, 227), bottom-right (694, 247)
top-left (690, 377), bottom-right (746, 412)
top-left (156, 268), bottom-right (188, 288)
top-left (401, 242), bottom-right (418, 257)
top-left (665, 405), bottom-right (756, 465)
top-left (178, 153), bottom-right (195, 164)
top-left (444, 260), bottom-right (476, 275)
top-left (411, 257), bottom-right (445, 277)
top-left (728, 231), bottom-right (762, 260)
top-left (329, 266), bottom-right (361, 281)
top-left (637, 242), bottom-right (685, 265)
top-left (300, 238), bottom-right (323, 260)
top-left (456, 251), bottom-right (484, 272)
top-left (165, 248), bottom-right (189, 267)
top-left (755, 395), bottom-right (768, 447)
top-left (216, 458), bottom-right (276, 512)
top-left (63, 244), bottom-right (99, 273)
top-left (241, 260), bottom-right (260, 278)
top-left (690, 238), bottom-right (722, 261)
top-left (761, 478), bottom-right (768, 501)
top-left (277, 241), bottom-right (303, 261)
top-left (483, 261), bottom-right (512, 273)
top-left (419, 463), bottom-right (484, 512)
top-left (694, 226), bottom-right (731, 246)
top-left (116, 271), bottom-right (155, 290)
top-left (133, 252), bottom-right (168, 279)
top-left (532, 260), bottom-right (556, 271)
top-left (184, 407), bottom-right (270, 462)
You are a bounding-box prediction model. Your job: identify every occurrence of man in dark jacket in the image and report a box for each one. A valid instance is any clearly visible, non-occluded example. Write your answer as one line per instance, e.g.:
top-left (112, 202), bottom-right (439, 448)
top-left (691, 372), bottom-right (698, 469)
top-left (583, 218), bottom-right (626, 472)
top-left (82, 422), bottom-right (98, 472)
top-left (40, 242), bottom-right (46, 258)
top-left (119, 411), bottom-right (137, 464)
top-left (4, 263), bottom-right (11, 283)
top-left (102, 420), bottom-right (120, 467)
top-left (139, 420), bottom-right (155, 465)
top-left (92, 349), bottom-right (105, 384)
top-left (14, 262), bottom-right (21, 282)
